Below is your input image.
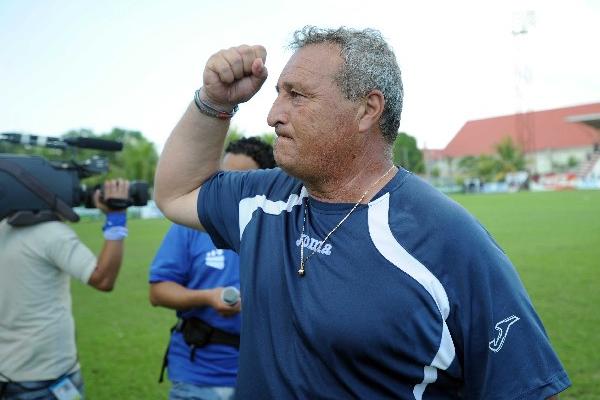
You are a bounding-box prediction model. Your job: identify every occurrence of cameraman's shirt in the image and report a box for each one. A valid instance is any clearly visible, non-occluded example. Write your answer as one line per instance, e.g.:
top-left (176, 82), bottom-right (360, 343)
top-left (149, 224), bottom-right (240, 387)
top-left (0, 220), bottom-right (96, 381)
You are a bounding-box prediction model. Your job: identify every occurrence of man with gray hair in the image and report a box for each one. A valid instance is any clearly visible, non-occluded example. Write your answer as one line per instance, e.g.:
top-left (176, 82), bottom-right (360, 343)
top-left (155, 26), bottom-right (570, 399)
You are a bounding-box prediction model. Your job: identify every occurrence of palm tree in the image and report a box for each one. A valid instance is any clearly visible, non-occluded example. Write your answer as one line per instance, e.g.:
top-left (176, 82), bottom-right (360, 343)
top-left (495, 136), bottom-right (526, 180)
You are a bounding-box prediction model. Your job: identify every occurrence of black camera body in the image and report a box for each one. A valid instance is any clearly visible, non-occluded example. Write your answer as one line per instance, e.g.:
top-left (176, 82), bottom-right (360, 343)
top-left (0, 133), bottom-right (149, 226)
top-left (81, 181), bottom-right (149, 210)
top-left (1, 155), bottom-right (81, 218)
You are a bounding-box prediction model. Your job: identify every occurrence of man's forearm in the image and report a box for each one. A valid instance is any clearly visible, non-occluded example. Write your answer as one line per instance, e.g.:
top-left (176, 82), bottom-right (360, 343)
top-left (149, 281), bottom-right (213, 310)
top-left (87, 240), bottom-right (124, 291)
top-left (154, 101), bottom-right (229, 228)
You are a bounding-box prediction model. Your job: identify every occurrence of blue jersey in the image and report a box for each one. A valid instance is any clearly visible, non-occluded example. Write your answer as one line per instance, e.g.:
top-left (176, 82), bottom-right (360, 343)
top-left (198, 168), bottom-right (570, 399)
top-left (149, 224), bottom-right (240, 387)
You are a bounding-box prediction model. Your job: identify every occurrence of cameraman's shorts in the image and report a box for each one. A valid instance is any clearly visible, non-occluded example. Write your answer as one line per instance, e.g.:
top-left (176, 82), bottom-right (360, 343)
top-left (0, 370), bottom-right (83, 400)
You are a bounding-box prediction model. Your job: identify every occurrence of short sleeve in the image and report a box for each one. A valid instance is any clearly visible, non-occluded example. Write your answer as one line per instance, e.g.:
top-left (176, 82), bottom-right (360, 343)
top-left (148, 224), bottom-right (194, 285)
top-left (198, 171), bottom-right (245, 251)
top-left (450, 226), bottom-right (571, 399)
top-left (198, 168), bottom-right (289, 252)
top-left (44, 223), bottom-right (97, 284)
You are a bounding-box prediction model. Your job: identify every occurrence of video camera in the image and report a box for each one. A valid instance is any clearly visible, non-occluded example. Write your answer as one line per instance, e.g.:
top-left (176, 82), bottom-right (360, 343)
top-left (0, 132), bottom-right (149, 226)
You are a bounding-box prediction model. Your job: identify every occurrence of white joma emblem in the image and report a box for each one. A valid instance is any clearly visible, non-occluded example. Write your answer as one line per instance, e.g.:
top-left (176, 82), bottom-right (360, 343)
top-left (295, 234), bottom-right (332, 255)
top-left (489, 315), bottom-right (520, 352)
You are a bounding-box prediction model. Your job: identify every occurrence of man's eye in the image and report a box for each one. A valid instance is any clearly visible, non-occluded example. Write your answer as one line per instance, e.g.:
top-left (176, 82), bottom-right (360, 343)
top-left (290, 90), bottom-right (304, 98)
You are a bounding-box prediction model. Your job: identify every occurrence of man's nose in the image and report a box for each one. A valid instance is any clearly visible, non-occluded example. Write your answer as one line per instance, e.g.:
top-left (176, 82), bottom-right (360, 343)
top-left (267, 95), bottom-right (287, 128)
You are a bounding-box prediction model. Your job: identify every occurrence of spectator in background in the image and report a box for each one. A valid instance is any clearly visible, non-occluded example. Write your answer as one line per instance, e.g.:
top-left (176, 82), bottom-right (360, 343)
top-left (149, 137), bottom-right (274, 400)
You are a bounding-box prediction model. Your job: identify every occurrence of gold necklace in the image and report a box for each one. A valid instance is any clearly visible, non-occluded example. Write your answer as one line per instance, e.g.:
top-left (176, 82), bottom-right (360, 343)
top-left (298, 165), bottom-right (396, 277)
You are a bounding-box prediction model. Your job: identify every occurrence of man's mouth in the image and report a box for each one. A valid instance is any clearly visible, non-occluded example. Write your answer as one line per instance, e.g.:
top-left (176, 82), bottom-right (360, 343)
top-left (275, 130), bottom-right (292, 139)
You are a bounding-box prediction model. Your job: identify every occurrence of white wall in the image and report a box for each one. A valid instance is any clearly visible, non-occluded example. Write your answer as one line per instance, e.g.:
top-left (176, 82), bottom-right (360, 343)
top-left (528, 146), bottom-right (594, 174)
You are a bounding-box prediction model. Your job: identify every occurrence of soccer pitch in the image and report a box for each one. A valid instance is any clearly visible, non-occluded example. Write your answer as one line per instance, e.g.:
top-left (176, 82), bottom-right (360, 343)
top-left (70, 190), bottom-right (600, 399)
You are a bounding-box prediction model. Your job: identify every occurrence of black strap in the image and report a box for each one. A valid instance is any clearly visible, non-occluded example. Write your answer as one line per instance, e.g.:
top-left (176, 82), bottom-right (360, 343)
top-left (178, 317), bottom-right (240, 349)
top-left (6, 210), bottom-right (61, 227)
top-left (0, 160), bottom-right (79, 223)
top-left (158, 317), bottom-right (240, 383)
top-left (158, 320), bottom-right (179, 383)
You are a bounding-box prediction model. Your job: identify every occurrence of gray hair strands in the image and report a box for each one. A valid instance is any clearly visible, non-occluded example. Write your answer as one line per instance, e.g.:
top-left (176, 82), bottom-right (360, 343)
top-left (289, 26), bottom-right (404, 143)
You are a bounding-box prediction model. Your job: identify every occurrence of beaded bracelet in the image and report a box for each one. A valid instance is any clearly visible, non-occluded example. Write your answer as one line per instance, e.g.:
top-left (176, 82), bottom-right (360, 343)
top-left (194, 89), bottom-right (238, 120)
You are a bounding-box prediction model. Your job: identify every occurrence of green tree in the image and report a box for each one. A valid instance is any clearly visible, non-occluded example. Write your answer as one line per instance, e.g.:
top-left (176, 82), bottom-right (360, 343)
top-left (456, 136), bottom-right (527, 182)
top-left (495, 136), bottom-right (525, 180)
top-left (224, 127), bottom-right (245, 149)
top-left (59, 128), bottom-right (159, 185)
top-left (84, 128), bottom-right (159, 185)
top-left (567, 155), bottom-right (579, 169)
top-left (224, 129), bottom-right (275, 148)
top-left (457, 155), bottom-right (479, 176)
top-left (260, 133), bottom-right (276, 147)
top-left (392, 132), bottom-right (424, 173)
top-left (457, 154), bottom-right (501, 183)
top-left (476, 155), bottom-right (501, 182)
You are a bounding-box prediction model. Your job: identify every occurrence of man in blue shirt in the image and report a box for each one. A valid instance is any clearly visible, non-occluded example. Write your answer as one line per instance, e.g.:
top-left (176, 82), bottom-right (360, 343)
top-left (149, 138), bottom-right (275, 400)
top-left (154, 26), bottom-right (570, 399)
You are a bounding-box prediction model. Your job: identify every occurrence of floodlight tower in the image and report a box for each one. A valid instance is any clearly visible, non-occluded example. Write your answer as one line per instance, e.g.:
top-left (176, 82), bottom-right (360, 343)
top-left (512, 10), bottom-right (537, 172)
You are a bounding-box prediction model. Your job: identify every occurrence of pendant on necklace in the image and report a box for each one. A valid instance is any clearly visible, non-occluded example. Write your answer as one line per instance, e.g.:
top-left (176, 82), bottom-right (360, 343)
top-left (298, 262), bottom-right (305, 276)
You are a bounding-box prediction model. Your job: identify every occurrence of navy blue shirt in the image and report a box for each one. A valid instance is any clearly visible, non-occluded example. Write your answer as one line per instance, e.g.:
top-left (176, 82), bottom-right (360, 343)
top-left (149, 224), bottom-right (240, 387)
top-left (198, 168), bottom-right (570, 399)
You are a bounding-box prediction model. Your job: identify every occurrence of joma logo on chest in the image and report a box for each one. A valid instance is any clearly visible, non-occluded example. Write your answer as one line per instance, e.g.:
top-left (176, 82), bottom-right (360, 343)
top-left (296, 234), bottom-right (332, 255)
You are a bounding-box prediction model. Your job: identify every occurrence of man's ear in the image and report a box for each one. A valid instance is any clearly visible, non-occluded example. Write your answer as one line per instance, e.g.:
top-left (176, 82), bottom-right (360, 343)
top-left (358, 90), bottom-right (385, 133)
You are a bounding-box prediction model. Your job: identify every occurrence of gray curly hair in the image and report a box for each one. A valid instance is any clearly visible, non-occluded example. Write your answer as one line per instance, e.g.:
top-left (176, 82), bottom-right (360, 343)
top-left (289, 26), bottom-right (403, 143)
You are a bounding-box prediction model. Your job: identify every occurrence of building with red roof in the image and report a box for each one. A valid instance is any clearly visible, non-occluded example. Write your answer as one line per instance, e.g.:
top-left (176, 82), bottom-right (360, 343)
top-left (426, 103), bottom-right (600, 179)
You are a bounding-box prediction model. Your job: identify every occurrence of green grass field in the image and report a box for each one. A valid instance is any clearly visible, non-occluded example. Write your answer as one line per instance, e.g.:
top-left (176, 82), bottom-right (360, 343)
top-left (70, 190), bottom-right (600, 399)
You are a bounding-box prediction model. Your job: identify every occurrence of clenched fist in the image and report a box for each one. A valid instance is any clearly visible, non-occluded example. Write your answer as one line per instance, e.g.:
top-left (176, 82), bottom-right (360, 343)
top-left (201, 45), bottom-right (268, 111)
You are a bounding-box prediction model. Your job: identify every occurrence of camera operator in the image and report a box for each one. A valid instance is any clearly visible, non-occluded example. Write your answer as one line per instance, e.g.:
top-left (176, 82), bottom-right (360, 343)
top-left (0, 178), bottom-right (131, 399)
